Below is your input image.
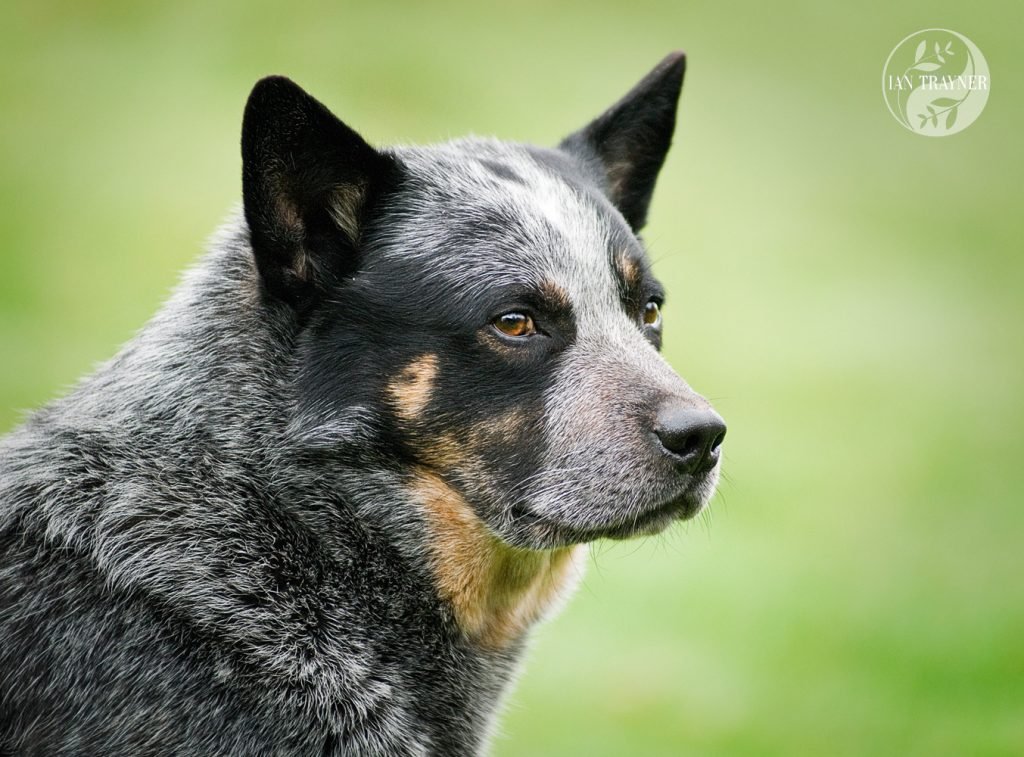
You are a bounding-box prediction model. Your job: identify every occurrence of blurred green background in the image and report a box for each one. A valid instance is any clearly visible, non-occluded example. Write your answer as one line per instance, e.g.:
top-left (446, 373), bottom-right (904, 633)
top-left (2, 1), bottom-right (1022, 754)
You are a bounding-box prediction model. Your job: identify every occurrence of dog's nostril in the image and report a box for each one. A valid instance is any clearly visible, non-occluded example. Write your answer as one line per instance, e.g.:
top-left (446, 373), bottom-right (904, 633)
top-left (674, 431), bottom-right (705, 461)
top-left (653, 407), bottom-right (727, 474)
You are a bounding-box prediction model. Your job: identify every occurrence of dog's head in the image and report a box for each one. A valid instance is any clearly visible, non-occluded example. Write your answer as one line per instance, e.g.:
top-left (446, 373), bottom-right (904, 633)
top-left (242, 53), bottom-right (724, 550)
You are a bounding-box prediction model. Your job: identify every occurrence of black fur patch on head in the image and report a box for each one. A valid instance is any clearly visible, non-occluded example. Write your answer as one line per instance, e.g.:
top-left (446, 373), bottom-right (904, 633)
top-left (295, 271), bottom-right (556, 519)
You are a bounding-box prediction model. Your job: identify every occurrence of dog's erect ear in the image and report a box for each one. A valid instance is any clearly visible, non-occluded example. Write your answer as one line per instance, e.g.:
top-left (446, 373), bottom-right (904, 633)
top-left (559, 52), bottom-right (685, 231)
top-left (242, 76), bottom-right (395, 307)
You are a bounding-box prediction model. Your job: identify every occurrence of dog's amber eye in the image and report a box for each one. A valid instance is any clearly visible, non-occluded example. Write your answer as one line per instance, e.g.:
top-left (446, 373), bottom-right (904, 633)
top-left (493, 312), bottom-right (536, 338)
top-left (643, 300), bottom-right (662, 328)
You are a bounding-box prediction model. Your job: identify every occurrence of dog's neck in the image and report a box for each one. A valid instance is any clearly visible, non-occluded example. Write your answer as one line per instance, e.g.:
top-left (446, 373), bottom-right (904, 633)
top-left (294, 456), bottom-right (586, 651)
top-left (403, 468), bottom-right (586, 649)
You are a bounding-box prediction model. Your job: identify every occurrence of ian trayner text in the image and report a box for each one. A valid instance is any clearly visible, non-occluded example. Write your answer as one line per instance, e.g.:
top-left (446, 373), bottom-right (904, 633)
top-left (887, 74), bottom-right (989, 91)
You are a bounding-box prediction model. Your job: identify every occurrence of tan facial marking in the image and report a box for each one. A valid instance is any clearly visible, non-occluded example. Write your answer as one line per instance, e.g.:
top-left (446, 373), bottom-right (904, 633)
top-left (468, 408), bottom-right (528, 444)
top-left (411, 469), bottom-right (585, 649)
top-left (538, 279), bottom-right (571, 312)
top-left (425, 409), bottom-right (527, 474)
top-left (388, 354), bottom-right (439, 423)
top-left (617, 253), bottom-right (640, 290)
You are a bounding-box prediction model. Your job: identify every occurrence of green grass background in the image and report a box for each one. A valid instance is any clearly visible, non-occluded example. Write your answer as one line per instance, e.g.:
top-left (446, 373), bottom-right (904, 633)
top-left (2, 1), bottom-right (1022, 754)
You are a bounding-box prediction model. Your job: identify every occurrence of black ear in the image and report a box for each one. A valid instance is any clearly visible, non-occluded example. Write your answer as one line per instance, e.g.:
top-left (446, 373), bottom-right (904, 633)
top-left (559, 52), bottom-right (686, 231)
top-left (241, 76), bottom-right (395, 307)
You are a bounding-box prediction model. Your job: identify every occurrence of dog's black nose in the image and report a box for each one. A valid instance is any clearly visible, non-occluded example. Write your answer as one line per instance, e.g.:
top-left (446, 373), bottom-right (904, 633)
top-left (653, 406), bottom-right (726, 474)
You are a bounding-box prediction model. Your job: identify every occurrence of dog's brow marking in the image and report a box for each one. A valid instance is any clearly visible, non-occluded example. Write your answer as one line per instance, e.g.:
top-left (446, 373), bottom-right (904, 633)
top-left (410, 469), bottom-right (583, 650)
top-left (388, 354), bottom-right (438, 423)
top-left (616, 254), bottom-right (640, 291)
top-left (538, 279), bottom-right (572, 311)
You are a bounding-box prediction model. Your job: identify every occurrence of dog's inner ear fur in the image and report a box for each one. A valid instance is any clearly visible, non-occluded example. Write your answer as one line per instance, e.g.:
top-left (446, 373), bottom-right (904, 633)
top-left (241, 76), bottom-right (394, 308)
top-left (559, 52), bottom-right (686, 232)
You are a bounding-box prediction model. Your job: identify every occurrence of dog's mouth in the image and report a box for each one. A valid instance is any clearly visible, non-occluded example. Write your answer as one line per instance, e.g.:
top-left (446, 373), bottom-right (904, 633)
top-left (508, 473), bottom-right (715, 547)
top-left (583, 480), bottom-right (710, 541)
top-left (601, 489), bottom-right (704, 539)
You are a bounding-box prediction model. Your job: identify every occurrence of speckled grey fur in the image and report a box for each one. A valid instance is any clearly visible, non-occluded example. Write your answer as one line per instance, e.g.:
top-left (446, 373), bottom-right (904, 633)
top-left (1, 55), bottom-right (721, 755)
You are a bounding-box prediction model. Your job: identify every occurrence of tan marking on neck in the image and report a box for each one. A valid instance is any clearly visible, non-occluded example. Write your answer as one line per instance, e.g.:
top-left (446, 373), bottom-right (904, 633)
top-left (388, 354), bottom-right (439, 423)
top-left (411, 469), bottom-right (585, 649)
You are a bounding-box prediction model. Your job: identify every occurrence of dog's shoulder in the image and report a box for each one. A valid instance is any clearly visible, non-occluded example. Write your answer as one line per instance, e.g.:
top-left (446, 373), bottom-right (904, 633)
top-left (0, 414), bottom-right (438, 753)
